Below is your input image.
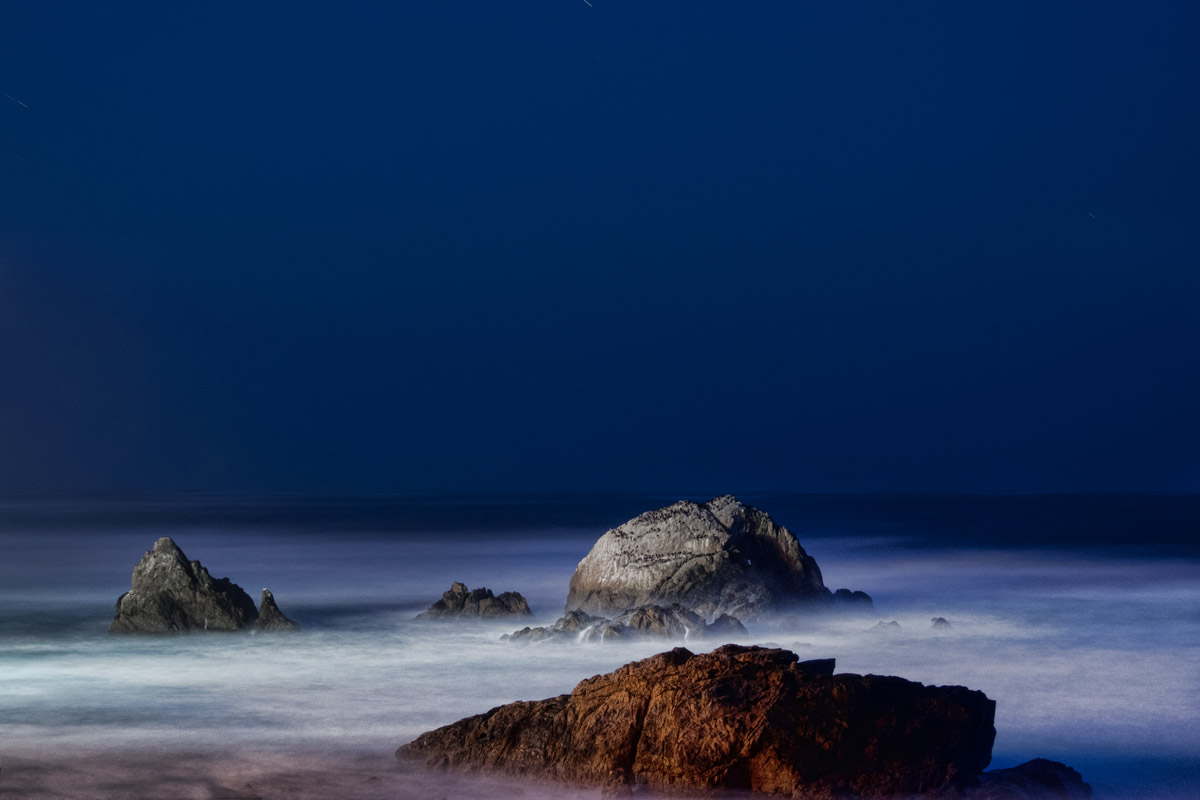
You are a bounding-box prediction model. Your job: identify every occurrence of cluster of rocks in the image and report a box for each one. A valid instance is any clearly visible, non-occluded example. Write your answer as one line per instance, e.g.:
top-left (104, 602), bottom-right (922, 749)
top-left (401, 644), bottom-right (1090, 799)
top-left (503, 604), bottom-right (747, 643)
top-left (415, 582), bottom-right (532, 620)
top-left (110, 537), bottom-right (298, 633)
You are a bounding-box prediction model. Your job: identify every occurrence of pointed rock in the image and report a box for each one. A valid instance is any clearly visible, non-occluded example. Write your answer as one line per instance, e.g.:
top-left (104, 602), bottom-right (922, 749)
top-left (110, 537), bottom-right (258, 633)
top-left (255, 588), bottom-right (300, 632)
top-left (415, 582), bottom-right (532, 620)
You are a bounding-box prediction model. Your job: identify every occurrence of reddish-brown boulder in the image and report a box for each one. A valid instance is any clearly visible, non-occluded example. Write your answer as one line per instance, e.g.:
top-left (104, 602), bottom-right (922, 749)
top-left (400, 644), bottom-right (998, 797)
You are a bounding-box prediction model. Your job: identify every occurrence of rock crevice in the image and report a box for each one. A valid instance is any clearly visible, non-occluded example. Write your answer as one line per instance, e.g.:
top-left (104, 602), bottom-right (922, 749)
top-left (565, 496), bottom-right (869, 619)
top-left (401, 644), bottom-right (1000, 797)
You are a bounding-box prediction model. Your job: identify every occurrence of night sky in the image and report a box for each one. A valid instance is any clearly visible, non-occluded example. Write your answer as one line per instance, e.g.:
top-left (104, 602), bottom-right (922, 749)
top-left (1, 2), bottom-right (1197, 495)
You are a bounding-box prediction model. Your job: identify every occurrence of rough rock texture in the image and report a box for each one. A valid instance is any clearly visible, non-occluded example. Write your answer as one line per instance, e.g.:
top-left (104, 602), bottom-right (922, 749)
top-left (565, 495), bottom-right (863, 619)
top-left (505, 604), bottom-right (748, 644)
top-left (110, 538), bottom-right (258, 633)
top-left (255, 589), bottom-right (300, 632)
top-left (401, 644), bottom-right (998, 797)
top-left (415, 582), bottom-right (533, 620)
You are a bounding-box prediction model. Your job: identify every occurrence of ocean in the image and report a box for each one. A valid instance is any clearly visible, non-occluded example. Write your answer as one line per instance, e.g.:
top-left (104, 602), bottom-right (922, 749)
top-left (0, 494), bottom-right (1197, 799)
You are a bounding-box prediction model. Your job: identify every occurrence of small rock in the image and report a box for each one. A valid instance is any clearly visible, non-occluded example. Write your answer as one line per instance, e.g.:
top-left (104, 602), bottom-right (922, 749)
top-left (255, 589), bottom-right (300, 632)
top-left (931, 616), bottom-right (953, 630)
top-left (507, 605), bottom-right (747, 644)
top-left (871, 620), bottom-right (902, 632)
top-left (416, 582), bottom-right (533, 620)
top-left (833, 588), bottom-right (874, 607)
top-left (971, 758), bottom-right (1092, 799)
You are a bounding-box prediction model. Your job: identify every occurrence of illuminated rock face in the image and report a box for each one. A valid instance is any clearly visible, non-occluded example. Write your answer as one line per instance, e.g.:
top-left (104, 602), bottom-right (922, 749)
top-left (110, 537), bottom-right (258, 633)
top-left (565, 495), bottom-right (858, 619)
top-left (401, 645), bottom-right (1002, 797)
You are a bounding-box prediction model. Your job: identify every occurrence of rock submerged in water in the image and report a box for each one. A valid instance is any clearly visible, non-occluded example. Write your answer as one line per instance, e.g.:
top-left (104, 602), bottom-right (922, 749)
top-left (401, 644), bottom-right (1001, 796)
top-left (415, 582), bottom-right (532, 620)
top-left (110, 538), bottom-right (297, 633)
top-left (255, 589), bottom-right (300, 632)
top-left (565, 495), bottom-right (869, 619)
top-left (505, 604), bottom-right (747, 643)
top-left (973, 758), bottom-right (1092, 799)
top-left (110, 538), bottom-right (259, 633)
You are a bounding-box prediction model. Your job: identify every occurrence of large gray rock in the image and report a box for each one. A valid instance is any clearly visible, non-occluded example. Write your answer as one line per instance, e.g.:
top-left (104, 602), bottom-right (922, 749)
top-left (110, 537), bottom-right (258, 633)
top-left (565, 495), bottom-right (853, 619)
top-left (255, 589), bottom-right (300, 632)
top-left (415, 582), bottom-right (532, 620)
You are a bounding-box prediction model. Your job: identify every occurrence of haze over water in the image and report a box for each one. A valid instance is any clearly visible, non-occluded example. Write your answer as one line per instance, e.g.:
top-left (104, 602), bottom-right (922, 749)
top-left (1, 494), bottom-right (1197, 799)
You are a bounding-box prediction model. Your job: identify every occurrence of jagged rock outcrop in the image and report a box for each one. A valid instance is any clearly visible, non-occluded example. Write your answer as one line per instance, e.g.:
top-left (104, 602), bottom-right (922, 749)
top-left (504, 604), bottom-right (748, 643)
top-left (565, 495), bottom-right (868, 619)
top-left (401, 644), bottom-right (1001, 797)
top-left (110, 538), bottom-right (259, 633)
top-left (415, 582), bottom-right (532, 620)
top-left (255, 589), bottom-right (300, 632)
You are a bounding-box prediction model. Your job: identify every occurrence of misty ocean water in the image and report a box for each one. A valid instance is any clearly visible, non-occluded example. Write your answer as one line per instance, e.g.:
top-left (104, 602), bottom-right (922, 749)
top-left (0, 495), bottom-right (1197, 799)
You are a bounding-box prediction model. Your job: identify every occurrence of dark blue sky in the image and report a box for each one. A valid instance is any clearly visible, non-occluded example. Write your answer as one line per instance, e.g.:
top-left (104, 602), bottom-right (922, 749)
top-left (1, 2), bottom-right (1197, 494)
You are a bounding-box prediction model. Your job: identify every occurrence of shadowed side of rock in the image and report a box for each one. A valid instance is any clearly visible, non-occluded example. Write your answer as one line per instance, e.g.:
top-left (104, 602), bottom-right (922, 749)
top-left (110, 538), bottom-right (259, 633)
top-left (401, 644), bottom-right (998, 797)
top-left (255, 589), bottom-right (300, 632)
top-left (970, 759), bottom-right (1092, 799)
top-left (416, 582), bottom-right (533, 620)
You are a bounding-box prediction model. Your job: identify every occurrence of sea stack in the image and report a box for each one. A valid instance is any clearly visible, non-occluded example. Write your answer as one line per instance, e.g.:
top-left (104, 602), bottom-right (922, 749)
top-left (565, 495), bottom-right (868, 619)
top-left (255, 589), bottom-right (300, 632)
top-left (110, 537), bottom-right (258, 633)
top-left (415, 582), bottom-right (533, 620)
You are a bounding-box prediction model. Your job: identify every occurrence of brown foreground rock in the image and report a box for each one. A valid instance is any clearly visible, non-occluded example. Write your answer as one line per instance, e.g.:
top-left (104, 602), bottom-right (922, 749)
top-left (401, 644), bottom-right (1002, 797)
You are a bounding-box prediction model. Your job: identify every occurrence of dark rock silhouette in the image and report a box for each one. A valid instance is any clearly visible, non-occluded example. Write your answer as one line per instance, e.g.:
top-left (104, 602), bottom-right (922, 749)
top-left (835, 587), bottom-right (875, 606)
top-left (932, 616), bottom-right (953, 629)
top-left (971, 758), bottom-right (1092, 798)
top-left (415, 582), bottom-right (532, 620)
top-left (401, 644), bottom-right (1000, 797)
top-left (505, 604), bottom-right (747, 643)
top-left (110, 538), bottom-right (258, 633)
top-left (566, 495), bottom-right (869, 619)
top-left (255, 589), bottom-right (300, 632)
top-left (872, 620), bottom-right (903, 632)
